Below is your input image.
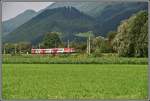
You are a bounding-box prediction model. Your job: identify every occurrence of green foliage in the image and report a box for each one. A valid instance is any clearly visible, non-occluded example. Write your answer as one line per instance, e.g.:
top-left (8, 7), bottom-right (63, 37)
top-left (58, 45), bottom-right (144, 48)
top-left (113, 11), bottom-right (148, 57)
top-left (3, 54), bottom-right (147, 64)
top-left (107, 31), bottom-right (117, 52)
top-left (17, 42), bottom-right (32, 53)
top-left (92, 48), bottom-right (102, 57)
top-left (42, 32), bottom-right (61, 48)
top-left (2, 42), bottom-right (31, 54)
top-left (92, 36), bottom-right (111, 53)
top-left (131, 12), bottom-right (148, 57)
top-left (2, 43), bottom-right (16, 55)
top-left (107, 31), bottom-right (117, 42)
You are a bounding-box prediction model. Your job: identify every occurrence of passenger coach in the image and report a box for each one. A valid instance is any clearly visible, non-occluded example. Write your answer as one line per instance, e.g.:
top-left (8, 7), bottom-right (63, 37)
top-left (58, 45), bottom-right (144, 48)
top-left (31, 48), bottom-right (75, 54)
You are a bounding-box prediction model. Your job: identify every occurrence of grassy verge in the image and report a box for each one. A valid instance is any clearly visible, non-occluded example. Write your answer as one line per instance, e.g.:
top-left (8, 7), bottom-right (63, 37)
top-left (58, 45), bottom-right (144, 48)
top-left (2, 54), bottom-right (148, 64)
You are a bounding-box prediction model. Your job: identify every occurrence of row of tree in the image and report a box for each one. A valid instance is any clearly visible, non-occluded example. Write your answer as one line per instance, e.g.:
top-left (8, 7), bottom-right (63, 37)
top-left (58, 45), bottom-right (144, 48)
top-left (2, 42), bottom-right (32, 54)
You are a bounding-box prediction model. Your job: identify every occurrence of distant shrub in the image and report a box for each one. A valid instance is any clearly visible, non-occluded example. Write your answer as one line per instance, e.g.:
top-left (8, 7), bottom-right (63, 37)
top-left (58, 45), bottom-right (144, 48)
top-left (3, 54), bottom-right (147, 64)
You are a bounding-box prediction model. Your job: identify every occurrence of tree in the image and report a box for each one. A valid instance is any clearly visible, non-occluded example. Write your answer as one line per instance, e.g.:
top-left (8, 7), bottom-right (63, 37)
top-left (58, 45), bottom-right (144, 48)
top-left (107, 31), bottom-right (117, 43)
top-left (129, 11), bottom-right (148, 57)
top-left (107, 31), bottom-right (117, 52)
top-left (42, 32), bottom-right (61, 48)
top-left (18, 42), bottom-right (32, 54)
top-left (113, 11), bottom-right (148, 57)
top-left (112, 19), bottom-right (131, 56)
top-left (92, 36), bottom-right (111, 53)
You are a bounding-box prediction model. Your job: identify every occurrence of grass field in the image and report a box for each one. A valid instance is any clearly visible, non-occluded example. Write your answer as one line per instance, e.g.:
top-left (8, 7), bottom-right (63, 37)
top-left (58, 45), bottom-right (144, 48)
top-left (2, 64), bottom-right (148, 99)
top-left (3, 54), bottom-right (148, 64)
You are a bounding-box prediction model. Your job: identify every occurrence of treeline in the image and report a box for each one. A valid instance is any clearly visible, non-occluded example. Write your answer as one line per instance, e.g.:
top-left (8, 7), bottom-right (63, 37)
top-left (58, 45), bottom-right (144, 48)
top-left (2, 10), bottom-right (148, 57)
top-left (2, 42), bottom-right (32, 54)
top-left (113, 11), bottom-right (148, 57)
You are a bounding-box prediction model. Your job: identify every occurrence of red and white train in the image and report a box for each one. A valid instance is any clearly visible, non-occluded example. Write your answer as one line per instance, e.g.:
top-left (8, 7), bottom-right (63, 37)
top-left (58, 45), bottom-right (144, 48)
top-left (31, 48), bottom-right (75, 54)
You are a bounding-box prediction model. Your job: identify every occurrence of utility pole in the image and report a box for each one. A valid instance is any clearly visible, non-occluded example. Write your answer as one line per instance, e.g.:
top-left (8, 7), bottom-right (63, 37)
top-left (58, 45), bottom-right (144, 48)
top-left (39, 43), bottom-right (40, 49)
top-left (14, 44), bottom-right (17, 54)
top-left (55, 40), bottom-right (56, 48)
top-left (19, 44), bottom-right (21, 54)
top-left (87, 39), bottom-right (89, 54)
top-left (88, 35), bottom-right (91, 55)
top-left (3, 45), bottom-right (6, 54)
top-left (67, 40), bottom-right (70, 48)
top-left (86, 35), bottom-right (91, 55)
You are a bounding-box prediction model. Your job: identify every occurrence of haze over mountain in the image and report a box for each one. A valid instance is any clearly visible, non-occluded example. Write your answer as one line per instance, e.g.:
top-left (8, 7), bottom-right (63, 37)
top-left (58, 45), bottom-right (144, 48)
top-left (2, 10), bottom-right (37, 35)
top-left (46, 2), bottom-right (148, 35)
top-left (4, 7), bottom-right (98, 44)
top-left (3, 1), bottom-right (148, 44)
top-left (46, 2), bottom-right (113, 17)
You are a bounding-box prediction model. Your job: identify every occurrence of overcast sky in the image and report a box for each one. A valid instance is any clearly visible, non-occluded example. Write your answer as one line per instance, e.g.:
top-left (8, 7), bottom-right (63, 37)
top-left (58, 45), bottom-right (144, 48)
top-left (2, 2), bottom-right (54, 21)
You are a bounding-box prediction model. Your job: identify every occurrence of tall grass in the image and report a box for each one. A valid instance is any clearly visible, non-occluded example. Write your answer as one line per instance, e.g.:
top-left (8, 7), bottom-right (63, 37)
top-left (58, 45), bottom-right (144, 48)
top-left (2, 54), bottom-right (148, 64)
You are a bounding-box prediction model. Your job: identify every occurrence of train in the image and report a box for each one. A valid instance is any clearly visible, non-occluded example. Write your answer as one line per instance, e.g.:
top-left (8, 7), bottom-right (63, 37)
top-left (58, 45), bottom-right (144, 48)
top-left (31, 48), bottom-right (75, 54)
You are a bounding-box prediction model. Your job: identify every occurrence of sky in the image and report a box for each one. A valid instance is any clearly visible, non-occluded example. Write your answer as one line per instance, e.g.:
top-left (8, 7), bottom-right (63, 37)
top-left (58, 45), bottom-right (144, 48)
top-left (2, 2), bottom-right (54, 21)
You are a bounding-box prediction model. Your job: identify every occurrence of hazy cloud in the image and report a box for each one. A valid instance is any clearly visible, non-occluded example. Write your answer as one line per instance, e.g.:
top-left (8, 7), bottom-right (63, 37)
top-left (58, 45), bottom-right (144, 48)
top-left (2, 2), bottom-right (54, 21)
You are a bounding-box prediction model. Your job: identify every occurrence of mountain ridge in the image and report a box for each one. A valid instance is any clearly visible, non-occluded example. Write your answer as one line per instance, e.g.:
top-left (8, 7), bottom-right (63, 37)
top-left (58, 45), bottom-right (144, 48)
top-left (3, 2), bottom-right (148, 44)
top-left (4, 7), bottom-right (97, 44)
top-left (2, 9), bottom-right (37, 36)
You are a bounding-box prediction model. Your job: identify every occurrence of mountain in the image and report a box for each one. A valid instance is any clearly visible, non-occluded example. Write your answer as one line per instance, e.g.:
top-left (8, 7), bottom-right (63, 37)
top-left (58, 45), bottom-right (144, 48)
top-left (3, 1), bottom-right (148, 44)
top-left (95, 2), bottom-right (148, 36)
top-left (2, 10), bottom-right (37, 36)
top-left (46, 2), bottom-right (114, 17)
top-left (4, 7), bottom-right (98, 44)
top-left (46, 2), bottom-right (148, 36)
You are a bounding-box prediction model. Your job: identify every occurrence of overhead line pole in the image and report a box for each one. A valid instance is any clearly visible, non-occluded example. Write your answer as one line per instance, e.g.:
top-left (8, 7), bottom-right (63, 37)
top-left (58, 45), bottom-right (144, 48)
top-left (15, 44), bottom-right (17, 54)
top-left (88, 35), bottom-right (91, 55)
top-left (19, 44), bottom-right (21, 54)
top-left (68, 40), bottom-right (70, 48)
top-left (87, 39), bottom-right (89, 54)
top-left (3, 44), bottom-right (6, 54)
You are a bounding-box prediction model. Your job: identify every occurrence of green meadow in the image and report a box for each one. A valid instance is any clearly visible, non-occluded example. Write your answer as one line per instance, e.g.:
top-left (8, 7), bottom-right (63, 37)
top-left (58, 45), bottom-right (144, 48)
top-left (2, 64), bottom-right (148, 99)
